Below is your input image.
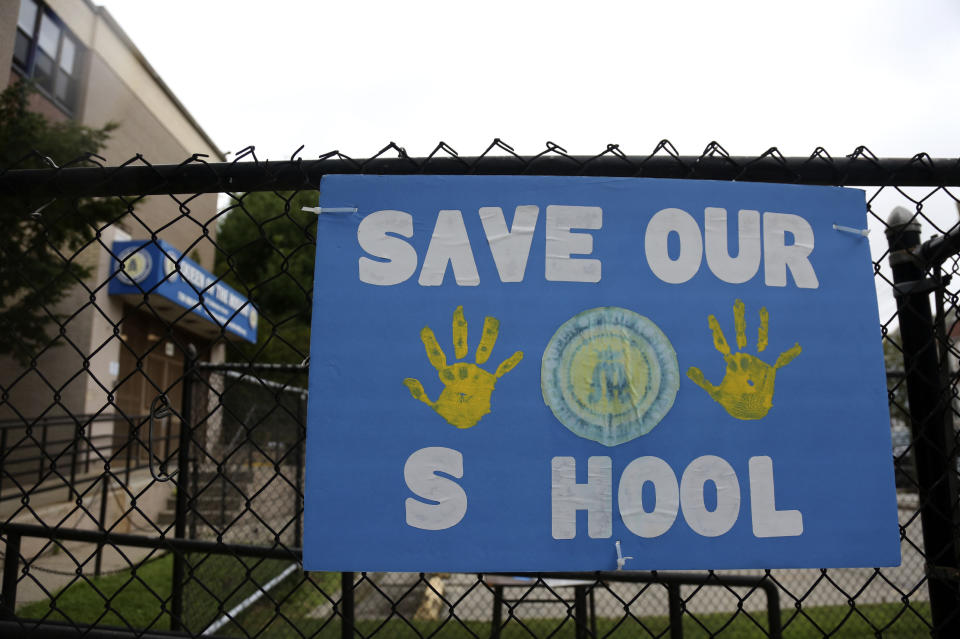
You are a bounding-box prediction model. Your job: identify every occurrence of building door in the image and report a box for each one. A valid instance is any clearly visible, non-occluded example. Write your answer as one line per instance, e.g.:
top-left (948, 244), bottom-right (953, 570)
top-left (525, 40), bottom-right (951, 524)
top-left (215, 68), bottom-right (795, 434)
top-left (115, 315), bottom-right (188, 467)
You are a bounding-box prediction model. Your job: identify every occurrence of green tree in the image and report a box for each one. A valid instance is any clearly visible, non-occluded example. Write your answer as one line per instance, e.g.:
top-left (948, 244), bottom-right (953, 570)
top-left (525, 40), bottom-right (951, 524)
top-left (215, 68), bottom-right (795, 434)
top-left (0, 81), bottom-right (126, 363)
top-left (214, 190), bottom-right (318, 365)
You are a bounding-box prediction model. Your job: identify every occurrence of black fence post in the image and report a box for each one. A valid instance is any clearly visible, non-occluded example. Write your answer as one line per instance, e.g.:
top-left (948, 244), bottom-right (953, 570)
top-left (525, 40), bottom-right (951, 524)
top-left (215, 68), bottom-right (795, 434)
top-left (94, 472), bottom-right (109, 577)
top-left (764, 579), bottom-right (783, 639)
top-left (123, 415), bottom-right (133, 488)
top-left (886, 207), bottom-right (960, 638)
top-left (37, 420), bottom-right (48, 483)
top-left (0, 530), bottom-right (20, 620)
top-left (188, 449), bottom-right (198, 541)
top-left (573, 585), bottom-right (587, 639)
top-left (171, 343), bottom-right (197, 632)
top-left (341, 572), bottom-right (355, 639)
top-left (491, 584), bottom-right (503, 639)
top-left (68, 421), bottom-right (79, 501)
top-left (667, 582), bottom-right (683, 639)
top-left (0, 428), bottom-right (7, 498)
top-left (588, 586), bottom-right (597, 639)
top-left (295, 392), bottom-right (305, 548)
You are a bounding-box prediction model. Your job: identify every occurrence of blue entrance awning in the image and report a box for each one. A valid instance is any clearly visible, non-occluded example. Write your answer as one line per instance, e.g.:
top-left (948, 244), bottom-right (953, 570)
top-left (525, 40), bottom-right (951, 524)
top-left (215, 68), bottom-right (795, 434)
top-left (108, 240), bottom-right (258, 343)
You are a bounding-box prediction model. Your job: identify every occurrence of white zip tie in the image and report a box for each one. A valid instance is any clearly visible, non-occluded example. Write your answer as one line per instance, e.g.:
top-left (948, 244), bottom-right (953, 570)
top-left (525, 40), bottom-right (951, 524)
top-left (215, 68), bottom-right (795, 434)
top-left (615, 540), bottom-right (633, 571)
top-left (30, 197), bottom-right (57, 219)
top-left (833, 224), bottom-right (870, 237)
top-left (301, 206), bottom-right (357, 215)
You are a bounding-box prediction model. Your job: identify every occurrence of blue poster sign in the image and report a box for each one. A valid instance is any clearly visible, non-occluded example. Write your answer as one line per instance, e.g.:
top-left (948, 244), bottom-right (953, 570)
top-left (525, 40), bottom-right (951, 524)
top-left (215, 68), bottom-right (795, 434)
top-left (304, 175), bottom-right (900, 572)
top-left (108, 239), bottom-right (257, 343)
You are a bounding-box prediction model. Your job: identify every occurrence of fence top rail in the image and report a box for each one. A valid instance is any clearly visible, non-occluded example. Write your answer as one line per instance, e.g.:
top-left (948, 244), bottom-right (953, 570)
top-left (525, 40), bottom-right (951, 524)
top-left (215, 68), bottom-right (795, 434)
top-left (219, 369), bottom-right (308, 398)
top-left (2, 152), bottom-right (959, 197)
top-left (194, 361), bottom-right (308, 373)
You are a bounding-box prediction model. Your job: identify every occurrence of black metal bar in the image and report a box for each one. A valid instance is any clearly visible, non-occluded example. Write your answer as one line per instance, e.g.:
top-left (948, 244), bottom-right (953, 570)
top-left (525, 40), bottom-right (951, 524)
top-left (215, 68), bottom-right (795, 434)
top-left (195, 362), bottom-right (309, 373)
top-left (294, 443), bottom-right (303, 547)
top-left (163, 416), bottom-right (172, 467)
top-left (295, 394), bottom-right (304, 549)
top-left (766, 579), bottom-right (783, 639)
top-left (219, 458), bottom-right (227, 531)
top-left (490, 585), bottom-right (503, 639)
top-left (0, 433), bottom-right (112, 454)
top-left (84, 422), bottom-right (91, 475)
top-left (0, 457), bottom-right (170, 504)
top-left (668, 582), bottom-right (683, 639)
top-left (932, 283), bottom-right (960, 545)
top-left (489, 571), bottom-right (781, 638)
top-left (37, 422), bottom-right (48, 483)
top-left (590, 586), bottom-right (600, 638)
top-left (0, 530), bottom-right (20, 620)
top-left (0, 618), bottom-right (235, 638)
top-left (340, 572), bottom-right (354, 639)
top-left (922, 222), bottom-right (960, 268)
top-left (0, 523), bottom-right (300, 560)
top-left (171, 344), bottom-right (197, 632)
top-left (188, 451), bottom-right (198, 541)
top-left (491, 570), bottom-right (777, 589)
top-left (123, 417), bottom-right (133, 488)
top-left (886, 209), bottom-right (960, 639)
top-left (573, 585), bottom-right (587, 639)
top-left (2, 155), bottom-right (960, 199)
top-left (0, 429), bottom-right (7, 499)
top-left (0, 413), bottom-right (148, 429)
top-left (0, 431), bottom-right (120, 487)
top-left (220, 369), bottom-right (308, 397)
top-left (187, 374), bottom-right (204, 542)
top-left (67, 422), bottom-right (78, 501)
top-left (94, 472), bottom-right (109, 577)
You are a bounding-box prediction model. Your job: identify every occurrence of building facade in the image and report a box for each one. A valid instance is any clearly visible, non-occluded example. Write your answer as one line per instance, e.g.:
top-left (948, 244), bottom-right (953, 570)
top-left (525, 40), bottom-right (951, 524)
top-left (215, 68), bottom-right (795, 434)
top-left (0, 0), bottom-right (242, 497)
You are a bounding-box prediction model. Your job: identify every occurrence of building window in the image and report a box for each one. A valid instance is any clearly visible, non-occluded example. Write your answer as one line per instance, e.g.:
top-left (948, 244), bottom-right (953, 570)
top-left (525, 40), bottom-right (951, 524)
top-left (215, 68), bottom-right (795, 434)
top-left (12, 0), bottom-right (84, 116)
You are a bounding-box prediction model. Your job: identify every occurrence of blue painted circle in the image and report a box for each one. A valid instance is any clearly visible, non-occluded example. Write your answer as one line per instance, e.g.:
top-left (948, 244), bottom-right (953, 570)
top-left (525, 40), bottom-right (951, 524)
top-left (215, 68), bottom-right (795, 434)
top-left (541, 307), bottom-right (679, 447)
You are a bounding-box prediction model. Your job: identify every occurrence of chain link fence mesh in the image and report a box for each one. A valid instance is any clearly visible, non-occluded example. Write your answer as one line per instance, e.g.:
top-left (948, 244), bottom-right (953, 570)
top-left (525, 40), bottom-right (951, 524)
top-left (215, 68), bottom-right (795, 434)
top-left (0, 141), bottom-right (958, 637)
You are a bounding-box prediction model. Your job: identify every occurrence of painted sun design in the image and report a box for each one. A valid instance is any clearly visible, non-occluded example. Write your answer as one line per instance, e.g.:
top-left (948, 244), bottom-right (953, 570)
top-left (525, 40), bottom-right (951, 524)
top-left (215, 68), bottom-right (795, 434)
top-left (541, 307), bottom-right (679, 447)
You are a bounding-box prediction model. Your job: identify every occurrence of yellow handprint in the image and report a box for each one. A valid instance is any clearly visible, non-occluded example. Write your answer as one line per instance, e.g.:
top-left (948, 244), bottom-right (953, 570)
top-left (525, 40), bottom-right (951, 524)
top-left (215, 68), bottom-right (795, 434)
top-left (404, 306), bottom-right (523, 429)
top-left (686, 299), bottom-right (801, 420)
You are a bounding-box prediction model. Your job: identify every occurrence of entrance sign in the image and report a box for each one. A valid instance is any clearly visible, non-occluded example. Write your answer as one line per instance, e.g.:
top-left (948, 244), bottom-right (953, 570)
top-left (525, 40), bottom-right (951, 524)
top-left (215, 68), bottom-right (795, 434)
top-left (109, 240), bottom-right (257, 343)
top-left (304, 175), bottom-right (900, 572)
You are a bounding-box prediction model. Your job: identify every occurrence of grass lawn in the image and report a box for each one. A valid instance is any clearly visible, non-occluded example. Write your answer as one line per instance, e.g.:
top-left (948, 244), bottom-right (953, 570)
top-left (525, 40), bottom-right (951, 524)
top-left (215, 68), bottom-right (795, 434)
top-left (16, 552), bottom-right (338, 635)
top-left (17, 562), bottom-right (932, 638)
top-left (17, 551), bottom-right (173, 630)
top-left (223, 600), bottom-right (931, 638)
top-left (180, 553), bottom-right (337, 633)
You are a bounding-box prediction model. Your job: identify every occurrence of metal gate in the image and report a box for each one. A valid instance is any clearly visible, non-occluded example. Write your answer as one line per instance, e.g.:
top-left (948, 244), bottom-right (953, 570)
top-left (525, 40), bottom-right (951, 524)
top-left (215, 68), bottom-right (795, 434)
top-left (1, 141), bottom-right (959, 638)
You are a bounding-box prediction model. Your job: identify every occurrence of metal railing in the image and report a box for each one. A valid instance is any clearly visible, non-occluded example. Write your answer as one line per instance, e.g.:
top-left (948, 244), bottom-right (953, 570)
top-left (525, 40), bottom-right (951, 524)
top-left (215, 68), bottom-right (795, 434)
top-left (0, 413), bottom-right (171, 502)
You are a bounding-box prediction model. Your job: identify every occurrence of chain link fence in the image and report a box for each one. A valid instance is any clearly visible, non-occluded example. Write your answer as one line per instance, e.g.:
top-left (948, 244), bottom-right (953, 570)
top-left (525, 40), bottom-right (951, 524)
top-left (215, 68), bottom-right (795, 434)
top-left (0, 141), bottom-right (958, 638)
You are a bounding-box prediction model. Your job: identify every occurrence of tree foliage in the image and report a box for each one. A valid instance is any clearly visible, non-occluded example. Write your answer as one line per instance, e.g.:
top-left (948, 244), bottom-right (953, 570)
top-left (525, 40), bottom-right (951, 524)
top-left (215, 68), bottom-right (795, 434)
top-left (0, 81), bottom-right (127, 363)
top-left (214, 190), bottom-right (318, 365)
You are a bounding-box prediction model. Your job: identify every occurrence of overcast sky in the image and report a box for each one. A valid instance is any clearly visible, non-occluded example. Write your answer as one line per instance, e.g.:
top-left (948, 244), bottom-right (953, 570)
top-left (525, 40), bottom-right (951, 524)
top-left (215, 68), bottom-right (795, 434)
top-left (98, 0), bottom-right (959, 161)
top-left (98, 0), bottom-right (959, 322)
